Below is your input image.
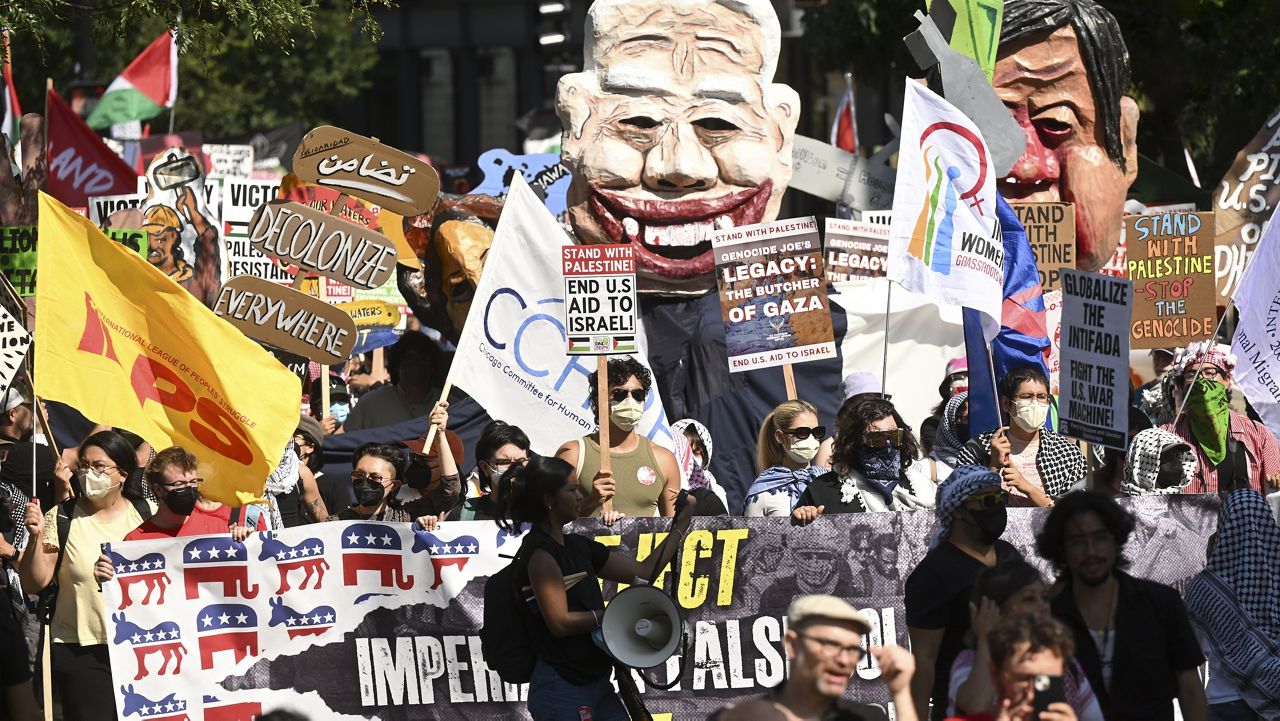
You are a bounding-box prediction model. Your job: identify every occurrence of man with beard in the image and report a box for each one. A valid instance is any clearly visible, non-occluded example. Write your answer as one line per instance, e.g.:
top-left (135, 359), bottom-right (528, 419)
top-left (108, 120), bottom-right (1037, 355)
top-left (907, 466), bottom-right (1022, 720)
top-left (555, 0), bottom-right (800, 296)
top-left (1036, 492), bottom-right (1206, 721)
top-left (996, 0), bottom-right (1139, 272)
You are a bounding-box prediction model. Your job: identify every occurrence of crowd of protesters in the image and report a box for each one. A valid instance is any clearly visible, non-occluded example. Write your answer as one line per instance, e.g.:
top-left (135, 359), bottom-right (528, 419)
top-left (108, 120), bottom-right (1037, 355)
top-left (0, 330), bottom-right (1277, 721)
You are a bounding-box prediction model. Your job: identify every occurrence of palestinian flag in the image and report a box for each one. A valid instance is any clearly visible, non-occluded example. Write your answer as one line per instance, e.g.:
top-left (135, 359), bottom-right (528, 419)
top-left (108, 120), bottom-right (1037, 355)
top-left (2, 33), bottom-right (19, 147)
top-left (86, 31), bottom-right (176, 130)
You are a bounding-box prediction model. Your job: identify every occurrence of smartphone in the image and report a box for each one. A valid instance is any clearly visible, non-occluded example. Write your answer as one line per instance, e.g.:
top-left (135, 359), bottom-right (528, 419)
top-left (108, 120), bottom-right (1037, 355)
top-left (1031, 674), bottom-right (1065, 716)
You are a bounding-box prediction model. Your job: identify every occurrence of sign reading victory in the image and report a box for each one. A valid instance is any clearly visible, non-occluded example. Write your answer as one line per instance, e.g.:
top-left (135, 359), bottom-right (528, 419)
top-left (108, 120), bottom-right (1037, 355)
top-left (561, 245), bottom-right (637, 355)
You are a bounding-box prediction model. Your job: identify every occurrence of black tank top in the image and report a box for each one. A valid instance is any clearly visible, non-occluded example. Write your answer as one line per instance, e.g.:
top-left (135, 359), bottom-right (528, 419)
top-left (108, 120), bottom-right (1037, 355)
top-left (275, 486), bottom-right (304, 527)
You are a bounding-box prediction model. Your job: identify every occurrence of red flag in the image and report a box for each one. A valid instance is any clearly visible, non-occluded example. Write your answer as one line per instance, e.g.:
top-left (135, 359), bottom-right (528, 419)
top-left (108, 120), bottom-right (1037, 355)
top-left (830, 88), bottom-right (858, 154)
top-left (46, 89), bottom-right (139, 208)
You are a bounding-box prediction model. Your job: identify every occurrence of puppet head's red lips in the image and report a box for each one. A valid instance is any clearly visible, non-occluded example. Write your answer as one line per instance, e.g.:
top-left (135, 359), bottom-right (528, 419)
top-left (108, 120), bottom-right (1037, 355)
top-left (588, 182), bottom-right (773, 280)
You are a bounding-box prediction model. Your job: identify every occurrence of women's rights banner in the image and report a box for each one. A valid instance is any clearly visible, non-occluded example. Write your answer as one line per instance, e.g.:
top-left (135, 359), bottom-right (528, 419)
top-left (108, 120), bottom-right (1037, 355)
top-left (102, 496), bottom-right (1217, 720)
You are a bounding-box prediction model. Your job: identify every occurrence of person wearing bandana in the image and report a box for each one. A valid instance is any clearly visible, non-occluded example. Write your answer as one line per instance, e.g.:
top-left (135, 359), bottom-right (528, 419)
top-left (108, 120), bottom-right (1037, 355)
top-left (792, 398), bottom-right (936, 523)
top-left (744, 400), bottom-right (828, 517)
top-left (1161, 341), bottom-right (1280, 496)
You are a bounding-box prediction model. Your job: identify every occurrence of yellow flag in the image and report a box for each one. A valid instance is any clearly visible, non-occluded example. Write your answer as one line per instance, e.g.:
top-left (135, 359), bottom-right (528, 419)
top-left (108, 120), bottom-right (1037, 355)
top-left (35, 192), bottom-right (300, 505)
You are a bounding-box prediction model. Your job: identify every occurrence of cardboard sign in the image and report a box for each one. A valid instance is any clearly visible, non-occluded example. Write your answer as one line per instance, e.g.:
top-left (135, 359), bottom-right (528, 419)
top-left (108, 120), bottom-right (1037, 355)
top-left (712, 217), bottom-right (836, 372)
top-left (88, 193), bottom-right (146, 226)
top-left (1044, 289), bottom-right (1064, 395)
top-left (247, 200), bottom-right (397, 290)
top-left (1059, 270), bottom-right (1132, 449)
top-left (203, 144), bottom-right (256, 179)
top-left (1126, 211), bottom-right (1216, 349)
top-left (561, 245), bottom-right (637, 355)
top-left (1215, 105), bottom-right (1280, 304)
top-left (1011, 202), bottom-right (1074, 290)
top-left (336, 299), bottom-right (402, 329)
top-left (213, 275), bottom-right (356, 364)
top-left (223, 179), bottom-right (292, 284)
top-left (824, 218), bottom-right (889, 281)
top-left (0, 301), bottom-right (31, 392)
top-left (138, 148), bottom-right (227, 306)
top-left (292, 126), bottom-right (441, 217)
top-left (0, 226), bottom-right (145, 296)
top-left (790, 135), bottom-right (895, 211)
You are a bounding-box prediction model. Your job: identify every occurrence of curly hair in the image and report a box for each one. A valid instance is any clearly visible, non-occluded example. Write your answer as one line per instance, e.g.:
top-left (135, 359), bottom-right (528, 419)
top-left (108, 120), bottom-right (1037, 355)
top-left (1035, 490), bottom-right (1135, 571)
top-left (987, 612), bottom-right (1075, 670)
top-left (831, 397), bottom-right (920, 475)
top-left (351, 442), bottom-right (407, 481)
top-left (756, 399), bottom-right (819, 472)
top-left (587, 356), bottom-right (652, 414)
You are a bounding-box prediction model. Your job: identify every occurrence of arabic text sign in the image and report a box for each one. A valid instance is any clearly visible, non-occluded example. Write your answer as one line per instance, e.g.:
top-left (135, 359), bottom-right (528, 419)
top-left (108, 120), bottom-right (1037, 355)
top-left (712, 217), bottom-right (836, 372)
top-left (561, 245), bottom-right (638, 355)
top-left (247, 200), bottom-right (396, 290)
top-left (292, 126), bottom-right (441, 217)
top-left (824, 218), bottom-right (889, 282)
top-left (1059, 270), bottom-right (1132, 449)
top-left (213, 274), bottom-right (357, 364)
top-left (1126, 211), bottom-right (1216, 349)
top-left (1011, 202), bottom-right (1074, 291)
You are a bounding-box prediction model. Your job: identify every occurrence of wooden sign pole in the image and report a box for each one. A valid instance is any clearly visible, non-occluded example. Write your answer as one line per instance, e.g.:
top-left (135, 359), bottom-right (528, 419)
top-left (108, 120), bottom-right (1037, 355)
top-left (782, 364), bottom-right (797, 400)
top-left (596, 355), bottom-right (613, 514)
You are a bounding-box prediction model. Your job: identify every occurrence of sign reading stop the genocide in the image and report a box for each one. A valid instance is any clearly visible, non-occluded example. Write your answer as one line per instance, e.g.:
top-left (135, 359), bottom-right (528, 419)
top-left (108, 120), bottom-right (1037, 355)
top-left (561, 245), bottom-right (637, 355)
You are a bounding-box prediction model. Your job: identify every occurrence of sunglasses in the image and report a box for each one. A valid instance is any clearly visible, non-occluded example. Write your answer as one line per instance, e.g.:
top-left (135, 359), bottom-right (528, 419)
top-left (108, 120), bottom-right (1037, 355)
top-left (966, 490), bottom-right (1009, 509)
top-left (784, 426), bottom-right (826, 441)
top-left (864, 428), bottom-right (905, 448)
top-left (610, 388), bottom-right (647, 404)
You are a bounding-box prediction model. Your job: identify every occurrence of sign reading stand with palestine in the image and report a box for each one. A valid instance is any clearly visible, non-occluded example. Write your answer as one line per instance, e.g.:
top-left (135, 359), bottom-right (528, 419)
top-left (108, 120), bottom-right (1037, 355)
top-left (824, 218), bottom-right (888, 281)
top-left (561, 245), bottom-right (637, 355)
top-left (1125, 211), bottom-right (1215, 349)
top-left (1011, 202), bottom-right (1074, 290)
top-left (712, 216), bottom-right (836, 371)
top-left (1059, 269), bottom-right (1132, 449)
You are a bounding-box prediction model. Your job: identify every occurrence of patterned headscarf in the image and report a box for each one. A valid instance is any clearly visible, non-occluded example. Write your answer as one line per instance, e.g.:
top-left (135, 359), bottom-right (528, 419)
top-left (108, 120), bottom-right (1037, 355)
top-left (1123, 428), bottom-right (1195, 496)
top-left (1172, 340), bottom-right (1237, 378)
top-left (931, 464), bottom-right (1002, 546)
top-left (1184, 490), bottom-right (1280, 717)
top-left (931, 391), bottom-right (969, 467)
top-left (671, 419), bottom-right (713, 469)
top-left (671, 427), bottom-right (709, 491)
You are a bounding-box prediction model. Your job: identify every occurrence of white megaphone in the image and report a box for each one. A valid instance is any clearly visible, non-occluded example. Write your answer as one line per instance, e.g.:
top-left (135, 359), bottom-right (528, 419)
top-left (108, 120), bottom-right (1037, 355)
top-left (600, 584), bottom-right (683, 669)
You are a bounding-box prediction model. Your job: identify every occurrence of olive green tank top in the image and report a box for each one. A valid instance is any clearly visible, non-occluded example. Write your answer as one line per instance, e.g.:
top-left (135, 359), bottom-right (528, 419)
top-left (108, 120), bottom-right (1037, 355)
top-left (575, 435), bottom-right (665, 518)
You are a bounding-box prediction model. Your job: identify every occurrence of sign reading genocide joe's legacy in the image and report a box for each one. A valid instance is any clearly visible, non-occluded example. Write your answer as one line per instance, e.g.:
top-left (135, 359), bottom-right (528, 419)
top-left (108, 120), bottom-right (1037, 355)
top-left (1059, 270), bottom-right (1132, 449)
top-left (247, 200), bottom-right (397, 290)
top-left (213, 274), bottom-right (357, 364)
top-left (712, 216), bottom-right (836, 372)
top-left (1125, 211), bottom-right (1216, 350)
top-left (1011, 202), bottom-right (1074, 291)
top-left (292, 126), bottom-right (442, 218)
top-left (561, 245), bottom-right (637, 355)
top-left (824, 218), bottom-right (889, 282)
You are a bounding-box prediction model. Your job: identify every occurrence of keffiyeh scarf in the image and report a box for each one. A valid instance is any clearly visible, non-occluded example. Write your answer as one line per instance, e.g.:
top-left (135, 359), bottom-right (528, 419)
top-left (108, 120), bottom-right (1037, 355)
top-left (930, 391), bottom-right (969, 467)
top-left (930, 464), bottom-right (1001, 547)
top-left (1123, 427), bottom-right (1194, 496)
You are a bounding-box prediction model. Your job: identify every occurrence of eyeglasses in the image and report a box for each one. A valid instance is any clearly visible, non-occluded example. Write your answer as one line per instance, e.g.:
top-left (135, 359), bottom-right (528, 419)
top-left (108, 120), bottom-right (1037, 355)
top-left (797, 633), bottom-right (865, 663)
top-left (351, 471), bottom-right (393, 485)
top-left (1064, 529), bottom-right (1114, 552)
top-left (78, 462), bottom-right (119, 474)
top-left (488, 457), bottom-right (527, 471)
top-left (1178, 367), bottom-right (1222, 386)
top-left (158, 478), bottom-right (204, 490)
top-left (863, 428), bottom-right (904, 448)
top-left (1013, 393), bottom-right (1052, 403)
top-left (785, 426), bottom-right (826, 441)
top-left (965, 490), bottom-right (1009, 509)
top-left (610, 388), bottom-right (647, 404)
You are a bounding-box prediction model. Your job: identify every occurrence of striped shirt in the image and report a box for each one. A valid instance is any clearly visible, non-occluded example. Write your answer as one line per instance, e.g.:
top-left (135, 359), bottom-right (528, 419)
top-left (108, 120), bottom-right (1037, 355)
top-left (1162, 411), bottom-right (1280, 495)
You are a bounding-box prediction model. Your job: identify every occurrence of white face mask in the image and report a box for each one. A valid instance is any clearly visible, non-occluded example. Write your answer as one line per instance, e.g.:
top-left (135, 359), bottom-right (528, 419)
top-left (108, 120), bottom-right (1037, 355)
top-left (1012, 399), bottom-right (1050, 433)
top-left (785, 435), bottom-right (821, 464)
top-left (82, 468), bottom-right (120, 500)
top-left (609, 397), bottom-right (645, 431)
top-left (487, 466), bottom-right (505, 488)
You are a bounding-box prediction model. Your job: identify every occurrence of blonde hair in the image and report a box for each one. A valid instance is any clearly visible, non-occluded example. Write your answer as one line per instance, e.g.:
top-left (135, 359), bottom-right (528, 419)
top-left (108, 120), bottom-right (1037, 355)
top-left (756, 399), bottom-right (818, 472)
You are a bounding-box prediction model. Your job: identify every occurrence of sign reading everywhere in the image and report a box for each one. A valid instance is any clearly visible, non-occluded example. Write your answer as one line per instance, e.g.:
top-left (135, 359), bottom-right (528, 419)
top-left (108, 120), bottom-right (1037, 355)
top-left (712, 217), bottom-right (836, 372)
top-left (561, 245), bottom-right (637, 355)
top-left (824, 218), bottom-right (889, 282)
top-left (1059, 270), bottom-right (1132, 449)
top-left (292, 126), bottom-right (441, 217)
top-left (247, 200), bottom-right (398, 291)
top-left (213, 275), bottom-right (357, 364)
top-left (1125, 211), bottom-right (1216, 349)
top-left (1011, 202), bottom-right (1074, 290)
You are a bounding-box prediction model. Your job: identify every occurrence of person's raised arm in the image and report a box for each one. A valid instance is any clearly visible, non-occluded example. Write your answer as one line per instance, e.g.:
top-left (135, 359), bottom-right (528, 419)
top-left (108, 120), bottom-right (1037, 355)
top-left (873, 645), bottom-right (918, 721)
top-left (425, 402), bottom-right (460, 511)
top-left (296, 464), bottom-right (329, 525)
top-left (176, 186), bottom-right (220, 304)
top-left (528, 548), bottom-right (601, 637)
top-left (600, 496), bottom-right (694, 584)
top-left (907, 625), bottom-right (944, 720)
top-left (1176, 668), bottom-right (1207, 721)
top-left (18, 500), bottom-right (56, 594)
top-left (559, 440), bottom-right (613, 517)
top-left (953, 598), bottom-right (1001, 714)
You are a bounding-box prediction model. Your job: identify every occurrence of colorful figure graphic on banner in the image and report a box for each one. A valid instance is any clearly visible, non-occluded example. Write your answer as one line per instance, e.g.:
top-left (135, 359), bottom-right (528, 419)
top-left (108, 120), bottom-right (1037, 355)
top-left (556, 0), bottom-right (800, 295)
top-left (140, 148), bottom-right (224, 306)
top-left (996, 0), bottom-right (1139, 272)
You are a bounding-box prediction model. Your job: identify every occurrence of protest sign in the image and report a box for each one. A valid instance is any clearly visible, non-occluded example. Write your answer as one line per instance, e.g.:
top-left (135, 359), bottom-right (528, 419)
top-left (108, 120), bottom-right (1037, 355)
top-left (1058, 270), bottom-right (1132, 449)
top-left (104, 228), bottom-right (149, 259)
top-left (246, 200), bottom-right (397, 291)
top-left (336, 299), bottom-right (402, 329)
top-left (1215, 104), bottom-right (1280, 304)
top-left (471, 149), bottom-right (571, 220)
top-left (222, 179), bottom-right (292, 284)
top-left (0, 225), bottom-right (147, 296)
top-left (1011, 202), bottom-right (1074, 290)
top-left (713, 216), bottom-right (835, 373)
top-left (1044, 289), bottom-right (1064, 394)
top-left (213, 275), bottom-right (357, 365)
top-left (0, 302), bottom-right (30, 392)
top-left (88, 192), bottom-right (146, 226)
top-left (292, 126), bottom-right (441, 217)
top-left (824, 218), bottom-right (889, 282)
top-left (139, 147), bottom-right (227, 307)
top-left (789, 134), bottom-right (895, 211)
top-left (203, 143), bottom-right (255, 179)
top-left (101, 496), bottom-right (1216, 719)
top-left (1125, 211), bottom-right (1216, 349)
top-left (35, 193), bottom-right (299, 506)
top-left (562, 245), bottom-right (637, 355)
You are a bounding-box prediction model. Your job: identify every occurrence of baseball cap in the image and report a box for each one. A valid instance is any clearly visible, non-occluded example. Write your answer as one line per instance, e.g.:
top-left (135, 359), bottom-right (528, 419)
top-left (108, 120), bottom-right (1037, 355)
top-left (841, 372), bottom-right (888, 401)
top-left (945, 356), bottom-right (969, 377)
top-left (787, 595), bottom-right (871, 634)
top-left (310, 375), bottom-right (350, 402)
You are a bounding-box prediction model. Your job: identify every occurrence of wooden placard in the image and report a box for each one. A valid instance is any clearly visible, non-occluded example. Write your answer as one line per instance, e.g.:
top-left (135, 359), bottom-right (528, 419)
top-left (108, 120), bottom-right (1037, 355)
top-left (292, 126), bottom-right (441, 217)
top-left (1125, 211), bottom-right (1216, 349)
top-left (213, 275), bottom-right (357, 364)
top-left (1011, 202), bottom-right (1074, 290)
top-left (247, 200), bottom-right (397, 290)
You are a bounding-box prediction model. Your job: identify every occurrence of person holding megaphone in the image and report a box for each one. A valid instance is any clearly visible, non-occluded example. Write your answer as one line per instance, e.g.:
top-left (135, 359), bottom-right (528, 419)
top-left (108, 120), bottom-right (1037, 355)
top-left (496, 455), bottom-right (694, 721)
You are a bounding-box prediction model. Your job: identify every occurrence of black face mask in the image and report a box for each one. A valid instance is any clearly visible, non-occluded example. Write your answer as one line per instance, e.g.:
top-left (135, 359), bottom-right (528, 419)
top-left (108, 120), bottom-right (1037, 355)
top-left (954, 421), bottom-right (970, 441)
top-left (354, 480), bottom-right (386, 507)
top-left (966, 504), bottom-right (1007, 544)
top-left (164, 487), bottom-right (199, 516)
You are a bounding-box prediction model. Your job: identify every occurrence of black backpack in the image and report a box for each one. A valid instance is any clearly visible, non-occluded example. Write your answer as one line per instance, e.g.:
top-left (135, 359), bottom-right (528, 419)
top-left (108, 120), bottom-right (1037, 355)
top-left (480, 547), bottom-right (536, 684)
top-left (35, 496), bottom-right (151, 623)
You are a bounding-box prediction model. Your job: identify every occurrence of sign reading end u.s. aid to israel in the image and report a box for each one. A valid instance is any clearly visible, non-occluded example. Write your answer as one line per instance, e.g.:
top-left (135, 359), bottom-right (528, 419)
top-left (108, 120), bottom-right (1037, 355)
top-left (888, 80), bottom-right (1004, 341)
